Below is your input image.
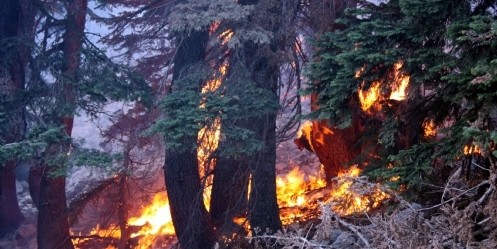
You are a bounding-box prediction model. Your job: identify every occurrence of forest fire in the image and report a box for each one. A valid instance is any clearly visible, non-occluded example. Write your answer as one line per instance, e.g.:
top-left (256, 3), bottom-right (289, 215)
top-left (277, 167), bottom-right (327, 224)
top-left (327, 165), bottom-right (389, 216)
top-left (358, 81), bottom-right (381, 112)
top-left (389, 61), bottom-right (410, 101)
top-left (72, 163), bottom-right (390, 248)
top-left (127, 193), bottom-right (175, 247)
top-left (358, 61), bottom-right (410, 113)
top-left (464, 144), bottom-right (481, 155)
top-left (197, 27), bottom-right (233, 210)
top-left (72, 192), bottom-right (176, 249)
top-left (276, 165), bottom-right (390, 225)
top-left (423, 119), bottom-right (437, 138)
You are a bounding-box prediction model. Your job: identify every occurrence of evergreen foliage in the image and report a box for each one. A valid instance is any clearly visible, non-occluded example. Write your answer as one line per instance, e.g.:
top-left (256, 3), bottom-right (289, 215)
top-left (0, 34), bottom-right (151, 170)
top-left (308, 0), bottom-right (497, 193)
top-left (152, 64), bottom-right (279, 156)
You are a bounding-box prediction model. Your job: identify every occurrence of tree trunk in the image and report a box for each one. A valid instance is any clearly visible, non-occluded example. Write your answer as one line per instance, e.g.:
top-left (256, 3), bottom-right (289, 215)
top-left (247, 112), bottom-right (282, 234)
top-left (304, 0), bottom-right (361, 185)
top-left (0, 0), bottom-right (26, 237)
top-left (236, 0), bottom-right (282, 235)
top-left (309, 94), bottom-right (362, 184)
top-left (164, 150), bottom-right (215, 248)
top-left (37, 0), bottom-right (86, 248)
top-left (210, 155), bottom-right (249, 233)
top-left (117, 173), bottom-right (129, 249)
top-left (163, 29), bottom-right (215, 248)
top-left (28, 166), bottom-right (42, 208)
top-left (0, 161), bottom-right (24, 237)
top-left (37, 144), bottom-right (74, 249)
top-left (117, 144), bottom-right (131, 249)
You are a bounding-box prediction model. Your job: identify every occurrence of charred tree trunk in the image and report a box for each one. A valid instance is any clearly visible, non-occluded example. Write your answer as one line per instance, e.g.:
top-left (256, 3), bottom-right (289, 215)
top-left (165, 150), bottom-right (215, 248)
top-left (210, 155), bottom-right (249, 233)
top-left (117, 173), bottom-right (129, 249)
top-left (302, 0), bottom-right (361, 185)
top-left (0, 0), bottom-right (26, 237)
top-left (37, 0), bottom-right (86, 248)
top-left (234, 0), bottom-right (283, 235)
top-left (163, 30), bottom-right (215, 249)
top-left (247, 111), bottom-right (281, 234)
top-left (309, 94), bottom-right (362, 184)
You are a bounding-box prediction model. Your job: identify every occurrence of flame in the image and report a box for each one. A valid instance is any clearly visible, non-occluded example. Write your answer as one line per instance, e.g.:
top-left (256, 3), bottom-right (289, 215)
top-left (389, 62), bottom-right (410, 101)
top-left (355, 66), bottom-right (365, 78)
top-left (276, 165), bottom-right (389, 224)
top-left (358, 81), bottom-right (381, 112)
top-left (72, 192), bottom-right (176, 249)
top-left (128, 193), bottom-right (175, 248)
top-left (327, 165), bottom-right (388, 216)
top-left (357, 61), bottom-right (410, 113)
top-left (276, 167), bottom-right (326, 224)
top-left (464, 144), bottom-right (481, 155)
top-left (219, 29), bottom-right (234, 45)
top-left (423, 119), bottom-right (436, 138)
top-left (197, 28), bottom-right (233, 210)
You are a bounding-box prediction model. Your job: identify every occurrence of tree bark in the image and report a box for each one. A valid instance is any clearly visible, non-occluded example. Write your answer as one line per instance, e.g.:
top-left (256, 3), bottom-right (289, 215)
top-left (210, 155), bottom-right (249, 233)
top-left (164, 150), bottom-right (215, 249)
top-left (236, 0), bottom-right (283, 235)
top-left (309, 93), bottom-right (362, 184)
top-left (0, 0), bottom-right (26, 237)
top-left (0, 161), bottom-right (24, 237)
top-left (247, 112), bottom-right (282, 234)
top-left (37, 0), bottom-right (87, 248)
top-left (37, 145), bottom-right (74, 249)
top-left (304, 0), bottom-right (361, 185)
top-left (163, 29), bottom-right (215, 249)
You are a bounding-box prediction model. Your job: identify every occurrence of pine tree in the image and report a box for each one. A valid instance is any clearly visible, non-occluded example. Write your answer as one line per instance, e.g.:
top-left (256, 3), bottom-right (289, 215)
top-left (0, 0), bottom-right (25, 236)
top-left (308, 0), bottom-right (497, 194)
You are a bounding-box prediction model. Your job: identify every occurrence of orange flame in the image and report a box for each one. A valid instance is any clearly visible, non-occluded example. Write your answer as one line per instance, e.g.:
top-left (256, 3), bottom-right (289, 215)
top-left (276, 164), bottom-right (390, 224)
top-left (357, 61), bottom-right (410, 113)
top-left (464, 144), bottom-right (481, 155)
top-left (219, 29), bottom-right (234, 46)
top-left (72, 192), bottom-right (176, 249)
top-left (276, 167), bottom-right (326, 224)
top-left (128, 193), bottom-right (175, 248)
top-left (389, 61), bottom-right (410, 101)
top-left (423, 119), bottom-right (436, 138)
top-left (358, 81), bottom-right (381, 112)
top-left (327, 165), bottom-right (388, 216)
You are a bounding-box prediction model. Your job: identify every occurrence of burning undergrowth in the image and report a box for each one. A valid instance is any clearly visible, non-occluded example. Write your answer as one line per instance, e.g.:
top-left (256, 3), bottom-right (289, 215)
top-left (66, 135), bottom-right (391, 249)
top-left (254, 166), bottom-right (497, 249)
top-left (276, 165), bottom-right (389, 225)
